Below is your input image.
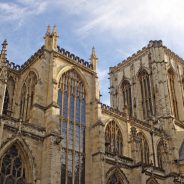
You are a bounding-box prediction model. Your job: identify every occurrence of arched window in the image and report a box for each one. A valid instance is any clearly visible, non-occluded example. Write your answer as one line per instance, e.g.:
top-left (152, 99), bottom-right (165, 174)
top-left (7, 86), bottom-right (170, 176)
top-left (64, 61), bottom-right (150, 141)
top-left (58, 70), bottom-right (85, 184)
top-left (20, 71), bottom-right (37, 121)
top-left (137, 132), bottom-right (149, 164)
top-left (122, 80), bottom-right (132, 116)
top-left (0, 145), bottom-right (26, 184)
top-left (179, 142), bottom-right (184, 160)
top-left (105, 121), bottom-right (123, 156)
top-left (3, 77), bottom-right (15, 116)
top-left (138, 69), bottom-right (153, 119)
top-left (168, 69), bottom-right (178, 119)
top-left (157, 140), bottom-right (167, 169)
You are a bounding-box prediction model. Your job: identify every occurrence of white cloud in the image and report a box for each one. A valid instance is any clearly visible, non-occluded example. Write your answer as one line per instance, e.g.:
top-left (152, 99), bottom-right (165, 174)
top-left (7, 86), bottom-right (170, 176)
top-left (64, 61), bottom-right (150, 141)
top-left (0, 0), bottom-right (48, 26)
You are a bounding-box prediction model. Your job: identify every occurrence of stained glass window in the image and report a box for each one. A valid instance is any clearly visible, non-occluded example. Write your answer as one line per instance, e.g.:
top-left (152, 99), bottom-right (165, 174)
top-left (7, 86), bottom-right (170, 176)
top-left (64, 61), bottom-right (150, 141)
top-left (138, 70), bottom-right (153, 119)
top-left (58, 70), bottom-right (86, 184)
top-left (105, 121), bottom-right (123, 156)
top-left (122, 80), bottom-right (132, 116)
top-left (0, 145), bottom-right (26, 184)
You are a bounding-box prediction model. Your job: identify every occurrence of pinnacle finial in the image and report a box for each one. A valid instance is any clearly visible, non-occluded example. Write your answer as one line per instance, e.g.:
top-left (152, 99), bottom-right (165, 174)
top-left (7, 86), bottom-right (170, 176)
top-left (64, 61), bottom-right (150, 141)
top-left (91, 46), bottom-right (97, 59)
top-left (0, 39), bottom-right (8, 62)
top-left (45, 25), bottom-right (51, 36)
top-left (90, 46), bottom-right (98, 71)
top-left (52, 24), bottom-right (58, 36)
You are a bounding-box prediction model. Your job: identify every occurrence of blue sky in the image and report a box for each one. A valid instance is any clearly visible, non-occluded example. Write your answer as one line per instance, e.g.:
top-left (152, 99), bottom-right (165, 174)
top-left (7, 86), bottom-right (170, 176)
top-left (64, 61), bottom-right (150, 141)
top-left (1, 0), bottom-right (184, 105)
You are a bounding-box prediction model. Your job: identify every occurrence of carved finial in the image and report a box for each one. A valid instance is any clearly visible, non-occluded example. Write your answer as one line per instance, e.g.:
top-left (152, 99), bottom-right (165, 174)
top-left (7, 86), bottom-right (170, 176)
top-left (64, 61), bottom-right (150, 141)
top-left (46, 25), bottom-right (51, 35)
top-left (0, 40), bottom-right (8, 62)
top-left (52, 24), bottom-right (58, 36)
top-left (44, 25), bottom-right (58, 51)
top-left (90, 47), bottom-right (98, 71)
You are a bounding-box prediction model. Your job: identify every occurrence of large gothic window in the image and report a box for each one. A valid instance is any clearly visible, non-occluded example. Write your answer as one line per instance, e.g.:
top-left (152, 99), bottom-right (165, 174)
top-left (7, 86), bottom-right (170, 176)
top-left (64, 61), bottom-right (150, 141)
top-left (58, 70), bottom-right (85, 184)
top-left (168, 69), bottom-right (178, 119)
top-left (157, 140), bottom-right (167, 170)
top-left (105, 121), bottom-right (123, 156)
top-left (138, 70), bottom-right (153, 119)
top-left (122, 80), bottom-right (132, 116)
top-left (3, 77), bottom-right (15, 116)
top-left (0, 145), bottom-right (26, 184)
top-left (20, 71), bottom-right (37, 121)
top-left (137, 132), bottom-right (149, 164)
top-left (179, 142), bottom-right (184, 161)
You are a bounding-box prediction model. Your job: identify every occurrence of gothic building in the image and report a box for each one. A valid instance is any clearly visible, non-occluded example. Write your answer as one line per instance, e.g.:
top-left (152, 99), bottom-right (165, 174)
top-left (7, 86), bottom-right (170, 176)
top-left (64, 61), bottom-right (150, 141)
top-left (0, 26), bottom-right (184, 184)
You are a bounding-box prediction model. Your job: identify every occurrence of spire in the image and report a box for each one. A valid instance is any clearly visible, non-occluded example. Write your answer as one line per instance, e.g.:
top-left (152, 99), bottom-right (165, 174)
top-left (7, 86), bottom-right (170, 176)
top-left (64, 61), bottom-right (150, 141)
top-left (46, 25), bottom-right (51, 35)
top-left (44, 25), bottom-right (59, 51)
top-left (52, 24), bottom-right (58, 36)
top-left (90, 47), bottom-right (98, 71)
top-left (0, 40), bottom-right (8, 62)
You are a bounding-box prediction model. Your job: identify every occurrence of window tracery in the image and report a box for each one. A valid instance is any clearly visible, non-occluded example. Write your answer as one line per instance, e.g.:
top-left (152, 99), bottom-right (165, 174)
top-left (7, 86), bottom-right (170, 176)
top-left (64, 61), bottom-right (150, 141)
top-left (168, 69), bottom-right (178, 119)
top-left (138, 70), bottom-right (153, 119)
top-left (121, 80), bottom-right (132, 116)
top-left (137, 132), bottom-right (149, 164)
top-left (58, 69), bottom-right (85, 184)
top-left (105, 121), bottom-right (123, 156)
top-left (0, 145), bottom-right (26, 184)
top-left (20, 71), bottom-right (37, 121)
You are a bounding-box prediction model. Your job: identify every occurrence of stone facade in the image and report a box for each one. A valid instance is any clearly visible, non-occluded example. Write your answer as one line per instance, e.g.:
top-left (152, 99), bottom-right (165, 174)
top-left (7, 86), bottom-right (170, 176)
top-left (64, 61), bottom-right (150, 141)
top-left (0, 26), bottom-right (184, 184)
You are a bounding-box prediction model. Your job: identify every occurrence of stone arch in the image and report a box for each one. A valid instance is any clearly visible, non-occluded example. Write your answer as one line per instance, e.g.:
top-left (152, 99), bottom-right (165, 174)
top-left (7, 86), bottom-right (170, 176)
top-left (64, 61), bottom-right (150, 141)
top-left (136, 66), bottom-right (150, 78)
top-left (0, 137), bottom-right (36, 184)
top-left (106, 166), bottom-right (129, 184)
top-left (146, 177), bottom-right (159, 184)
top-left (56, 65), bottom-right (89, 100)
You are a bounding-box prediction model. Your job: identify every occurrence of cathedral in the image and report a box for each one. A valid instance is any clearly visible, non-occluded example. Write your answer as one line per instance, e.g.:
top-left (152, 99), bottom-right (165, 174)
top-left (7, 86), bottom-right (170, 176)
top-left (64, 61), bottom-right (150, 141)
top-left (0, 26), bottom-right (184, 184)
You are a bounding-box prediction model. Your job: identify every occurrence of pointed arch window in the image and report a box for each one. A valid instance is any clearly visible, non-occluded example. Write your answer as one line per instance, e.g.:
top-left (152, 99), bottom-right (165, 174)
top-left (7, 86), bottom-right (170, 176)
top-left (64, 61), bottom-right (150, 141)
top-left (179, 142), bottom-right (184, 161)
top-left (157, 140), bottom-right (167, 169)
top-left (58, 69), bottom-right (86, 184)
top-left (20, 71), bottom-right (37, 121)
top-left (138, 70), bottom-right (153, 119)
top-left (168, 69), bottom-right (178, 119)
top-left (105, 121), bottom-right (123, 156)
top-left (137, 132), bottom-right (149, 164)
top-left (3, 77), bottom-right (15, 116)
top-left (122, 80), bottom-right (132, 116)
top-left (0, 145), bottom-right (26, 184)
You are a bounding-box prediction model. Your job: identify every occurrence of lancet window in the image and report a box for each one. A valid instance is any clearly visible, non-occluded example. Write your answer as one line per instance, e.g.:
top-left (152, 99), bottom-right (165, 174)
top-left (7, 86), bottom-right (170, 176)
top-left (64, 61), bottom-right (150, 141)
top-left (168, 69), bottom-right (178, 119)
top-left (3, 77), bottom-right (15, 116)
top-left (157, 140), bottom-right (167, 169)
top-left (179, 142), bottom-right (184, 160)
top-left (138, 70), bottom-right (153, 119)
top-left (20, 71), bottom-right (37, 121)
top-left (105, 121), bottom-right (123, 156)
top-left (58, 69), bottom-right (85, 184)
top-left (137, 132), bottom-right (149, 164)
top-left (122, 80), bottom-right (132, 116)
top-left (0, 145), bottom-right (26, 184)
